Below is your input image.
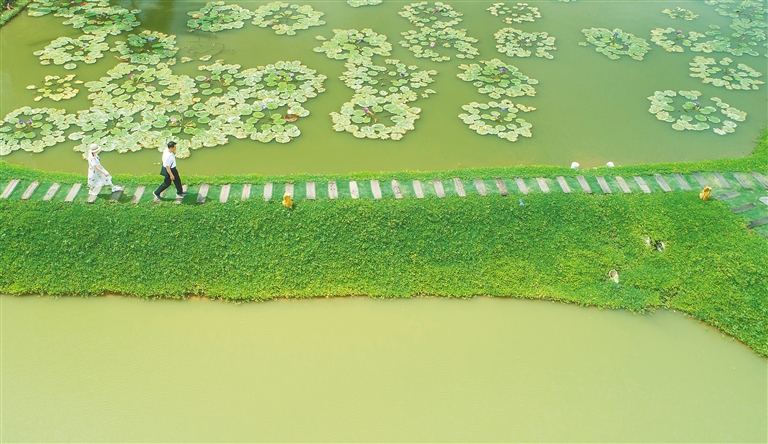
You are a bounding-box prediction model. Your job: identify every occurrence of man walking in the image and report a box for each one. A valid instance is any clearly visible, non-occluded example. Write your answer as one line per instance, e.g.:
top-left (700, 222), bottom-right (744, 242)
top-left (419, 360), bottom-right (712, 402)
top-left (154, 141), bottom-right (186, 201)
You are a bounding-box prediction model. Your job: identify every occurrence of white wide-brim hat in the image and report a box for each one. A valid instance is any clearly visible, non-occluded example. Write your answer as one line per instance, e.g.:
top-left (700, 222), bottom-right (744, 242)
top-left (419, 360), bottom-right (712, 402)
top-left (89, 143), bottom-right (101, 154)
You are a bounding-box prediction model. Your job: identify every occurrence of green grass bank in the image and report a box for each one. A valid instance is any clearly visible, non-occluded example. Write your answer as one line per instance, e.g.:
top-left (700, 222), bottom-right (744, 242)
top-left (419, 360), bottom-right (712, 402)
top-left (1, 192), bottom-right (766, 355)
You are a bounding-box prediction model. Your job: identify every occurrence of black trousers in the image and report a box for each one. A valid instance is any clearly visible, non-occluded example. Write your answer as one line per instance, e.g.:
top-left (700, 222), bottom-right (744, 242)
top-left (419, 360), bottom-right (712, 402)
top-left (155, 167), bottom-right (183, 196)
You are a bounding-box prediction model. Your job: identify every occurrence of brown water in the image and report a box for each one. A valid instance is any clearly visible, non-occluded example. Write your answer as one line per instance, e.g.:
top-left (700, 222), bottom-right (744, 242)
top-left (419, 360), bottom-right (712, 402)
top-left (1, 0), bottom-right (766, 176)
top-left (2, 295), bottom-right (766, 442)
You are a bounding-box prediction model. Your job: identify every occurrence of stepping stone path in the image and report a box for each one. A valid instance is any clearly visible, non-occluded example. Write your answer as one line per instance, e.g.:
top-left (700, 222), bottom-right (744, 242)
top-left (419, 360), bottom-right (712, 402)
top-left (2, 171), bottom-right (767, 237)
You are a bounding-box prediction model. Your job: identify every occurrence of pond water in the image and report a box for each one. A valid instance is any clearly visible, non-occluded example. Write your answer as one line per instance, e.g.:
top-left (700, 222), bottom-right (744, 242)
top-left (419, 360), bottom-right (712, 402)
top-left (1, 0), bottom-right (766, 176)
top-left (2, 295), bottom-right (766, 442)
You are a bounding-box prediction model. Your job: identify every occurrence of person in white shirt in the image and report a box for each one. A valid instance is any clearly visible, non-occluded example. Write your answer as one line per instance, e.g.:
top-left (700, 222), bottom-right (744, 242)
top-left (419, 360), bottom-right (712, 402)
top-left (87, 143), bottom-right (122, 197)
top-left (153, 141), bottom-right (185, 200)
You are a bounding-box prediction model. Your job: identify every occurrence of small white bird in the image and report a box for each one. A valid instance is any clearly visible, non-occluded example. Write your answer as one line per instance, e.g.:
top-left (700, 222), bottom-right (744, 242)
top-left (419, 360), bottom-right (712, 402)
top-left (570, 162), bottom-right (579, 169)
top-left (606, 162), bottom-right (615, 167)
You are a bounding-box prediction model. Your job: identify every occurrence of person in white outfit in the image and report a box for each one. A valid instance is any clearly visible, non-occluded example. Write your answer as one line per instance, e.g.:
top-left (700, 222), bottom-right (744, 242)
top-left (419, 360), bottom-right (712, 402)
top-left (87, 143), bottom-right (122, 196)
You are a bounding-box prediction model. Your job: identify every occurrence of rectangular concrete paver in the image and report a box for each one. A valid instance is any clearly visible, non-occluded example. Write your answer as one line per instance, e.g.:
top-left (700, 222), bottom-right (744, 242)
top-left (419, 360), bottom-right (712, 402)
top-left (556, 176), bottom-right (571, 194)
top-left (750, 172), bottom-right (768, 190)
top-left (634, 176), bottom-right (651, 194)
top-left (43, 183), bottom-right (61, 201)
top-left (21, 181), bottom-right (40, 200)
top-left (349, 181), bottom-right (359, 199)
top-left (596, 176), bottom-right (611, 194)
top-left (1, 179), bottom-right (20, 199)
top-left (732, 203), bottom-right (757, 213)
top-left (110, 186), bottom-right (124, 202)
top-left (64, 183), bottom-right (81, 202)
top-left (453, 178), bottom-right (466, 197)
top-left (535, 178), bottom-right (549, 193)
top-left (328, 181), bottom-right (338, 200)
top-left (86, 187), bottom-right (101, 203)
top-left (371, 180), bottom-right (382, 199)
top-left (263, 183), bottom-right (273, 201)
top-left (713, 191), bottom-right (739, 200)
top-left (175, 185), bottom-right (187, 205)
top-left (713, 172), bottom-right (731, 188)
top-left (732, 173), bottom-right (752, 190)
top-left (747, 217), bottom-right (768, 229)
top-left (494, 178), bottom-right (508, 196)
top-left (391, 180), bottom-right (403, 199)
top-left (284, 183), bottom-right (294, 199)
top-left (615, 176), bottom-right (631, 194)
top-left (306, 182), bottom-right (316, 200)
top-left (654, 174), bottom-right (671, 192)
top-left (576, 176), bottom-right (592, 194)
top-left (241, 184), bottom-right (251, 200)
top-left (693, 172), bottom-right (708, 187)
top-left (219, 184), bottom-right (230, 203)
top-left (131, 185), bottom-right (145, 204)
top-left (674, 173), bottom-right (692, 190)
top-left (474, 178), bottom-right (487, 196)
top-left (432, 179), bottom-right (445, 198)
top-left (412, 180), bottom-right (424, 199)
top-left (197, 183), bottom-right (209, 204)
top-left (515, 177), bottom-right (528, 195)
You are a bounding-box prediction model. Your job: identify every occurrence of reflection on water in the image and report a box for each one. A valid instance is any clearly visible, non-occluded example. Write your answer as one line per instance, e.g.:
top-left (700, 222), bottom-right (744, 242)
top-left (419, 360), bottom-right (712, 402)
top-left (2, 295), bottom-right (765, 442)
top-left (1, 1), bottom-right (766, 176)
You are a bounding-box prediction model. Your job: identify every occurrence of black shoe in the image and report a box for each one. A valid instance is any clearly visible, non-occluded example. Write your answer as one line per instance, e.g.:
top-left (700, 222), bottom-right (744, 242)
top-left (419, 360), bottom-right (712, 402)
top-left (153, 192), bottom-right (161, 200)
top-left (177, 192), bottom-right (187, 198)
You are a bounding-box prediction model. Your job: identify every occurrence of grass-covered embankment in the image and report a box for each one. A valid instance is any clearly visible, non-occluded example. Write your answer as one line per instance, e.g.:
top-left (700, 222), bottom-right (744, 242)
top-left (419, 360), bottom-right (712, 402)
top-left (1, 192), bottom-right (766, 355)
top-left (0, 0), bottom-right (30, 26)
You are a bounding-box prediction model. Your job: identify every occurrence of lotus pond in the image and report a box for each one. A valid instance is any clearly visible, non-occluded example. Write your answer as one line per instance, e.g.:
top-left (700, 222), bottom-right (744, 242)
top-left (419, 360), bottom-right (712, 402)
top-left (1, 0), bottom-right (766, 175)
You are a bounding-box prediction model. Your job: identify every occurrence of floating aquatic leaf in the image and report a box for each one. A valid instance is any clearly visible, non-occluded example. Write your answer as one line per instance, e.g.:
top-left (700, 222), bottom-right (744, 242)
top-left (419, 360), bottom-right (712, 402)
top-left (339, 59), bottom-right (436, 100)
top-left (0, 107), bottom-right (76, 156)
top-left (580, 27), bottom-right (651, 61)
top-left (187, 1), bottom-right (254, 33)
top-left (331, 93), bottom-right (421, 140)
top-left (346, 0), bottom-right (383, 6)
top-left (458, 100), bottom-right (534, 142)
top-left (495, 27), bottom-right (556, 59)
top-left (706, 0), bottom-right (766, 23)
top-left (662, 7), bottom-right (699, 20)
top-left (647, 89), bottom-right (747, 135)
top-left (689, 55), bottom-right (764, 90)
top-left (252, 2), bottom-right (326, 35)
top-left (111, 30), bottom-right (179, 64)
top-left (650, 28), bottom-right (707, 52)
top-left (35, 33), bottom-right (109, 68)
top-left (399, 26), bottom-right (478, 62)
top-left (487, 2), bottom-right (541, 24)
top-left (29, 74), bottom-right (79, 101)
top-left (399, 2), bottom-right (463, 29)
top-left (314, 28), bottom-right (392, 64)
top-left (457, 59), bottom-right (537, 99)
top-left (62, 5), bottom-right (141, 35)
top-left (27, 0), bottom-right (109, 17)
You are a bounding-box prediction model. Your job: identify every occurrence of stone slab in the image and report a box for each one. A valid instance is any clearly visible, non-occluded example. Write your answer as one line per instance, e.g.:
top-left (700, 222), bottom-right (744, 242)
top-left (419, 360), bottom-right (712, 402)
top-left (453, 178), bottom-right (466, 197)
top-left (692, 172), bottom-right (708, 187)
top-left (328, 181), bottom-right (338, 200)
top-left (413, 180), bottom-right (424, 199)
top-left (515, 177), bottom-right (528, 195)
top-left (131, 185), bottom-right (145, 204)
top-left (747, 217), bottom-right (768, 229)
top-left (349, 181), bottom-right (359, 199)
top-left (596, 176), bottom-right (611, 194)
top-left (732, 173), bottom-right (752, 190)
top-left (64, 183), bottom-right (82, 202)
top-left (556, 176), bottom-right (571, 194)
top-left (654, 174), bottom-right (671, 192)
top-left (42, 183), bottom-right (61, 201)
top-left (634, 176), bottom-right (651, 194)
top-left (241, 184), bottom-right (251, 200)
top-left (284, 183), bottom-right (294, 199)
top-left (86, 186), bottom-right (101, 203)
top-left (713, 191), bottom-right (740, 200)
top-left (21, 181), bottom-right (40, 200)
top-left (433, 179), bottom-right (445, 198)
top-left (219, 184), bottom-right (230, 203)
top-left (196, 183), bottom-right (209, 204)
top-left (306, 182), bottom-right (316, 200)
top-left (674, 173), bottom-right (692, 191)
top-left (110, 186), bottom-right (124, 202)
top-left (731, 203), bottom-right (757, 213)
top-left (615, 176), bottom-right (631, 194)
top-left (576, 176), bottom-right (592, 194)
top-left (473, 178), bottom-right (487, 196)
top-left (371, 180), bottom-right (382, 200)
top-left (750, 172), bottom-right (768, 190)
top-left (535, 177), bottom-right (549, 193)
top-left (263, 183), bottom-right (273, 201)
top-left (494, 178), bottom-right (509, 196)
top-left (713, 172), bottom-right (731, 188)
top-left (175, 185), bottom-right (187, 205)
top-left (391, 180), bottom-right (403, 199)
top-left (0, 179), bottom-right (20, 199)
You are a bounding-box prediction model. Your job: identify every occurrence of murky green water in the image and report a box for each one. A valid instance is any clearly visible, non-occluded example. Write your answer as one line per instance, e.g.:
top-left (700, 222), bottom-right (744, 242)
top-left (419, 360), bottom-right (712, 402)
top-left (1, 1), bottom-right (766, 176)
top-left (1, 295), bottom-right (766, 442)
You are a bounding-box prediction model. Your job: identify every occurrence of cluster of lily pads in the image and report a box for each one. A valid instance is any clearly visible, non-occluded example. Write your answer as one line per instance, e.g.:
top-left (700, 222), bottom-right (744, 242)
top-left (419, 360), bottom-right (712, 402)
top-left (187, 1), bottom-right (254, 33)
top-left (0, 107), bottom-right (76, 156)
top-left (487, 2), bottom-right (541, 24)
top-left (34, 33), bottom-right (109, 69)
top-left (27, 0), bottom-right (109, 17)
top-left (398, 2), bottom-right (479, 62)
top-left (458, 100), bottom-right (535, 142)
top-left (347, 0), bottom-right (382, 6)
top-left (650, 28), bottom-right (707, 52)
top-left (456, 59), bottom-right (537, 99)
top-left (662, 7), bottom-right (699, 20)
top-left (27, 74), bottom-right (82, 102)
top-left (579, 28), bottom-right (651, 60)
top-left (689, 56), bottom-right (764, 90)
top-left (316, 28), bottom-right (434, 140)
top-left (251, 2), bottom-right (325, 35)
top-left (706, 0), bottom-right (765, 22)
top-left (647, 90), bottom-right (747, 135)
top-left (495, 28), bottom-right (556, 59)
top-left (111, 30), bottom-right (178, 64)
top-left (688, 24), bottom-right (764, 56)
top-left (62, 5), bottom-right (141, 35)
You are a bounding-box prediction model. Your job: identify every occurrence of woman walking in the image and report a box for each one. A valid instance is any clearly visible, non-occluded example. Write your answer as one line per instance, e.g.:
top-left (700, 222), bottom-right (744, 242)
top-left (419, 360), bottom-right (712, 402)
top-left (87, 143), bottom-right (122, 196)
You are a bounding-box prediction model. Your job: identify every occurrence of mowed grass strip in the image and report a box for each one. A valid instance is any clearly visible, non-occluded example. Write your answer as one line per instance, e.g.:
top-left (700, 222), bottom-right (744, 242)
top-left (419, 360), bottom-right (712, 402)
top-left (1, 192), bottom-right (766, 355)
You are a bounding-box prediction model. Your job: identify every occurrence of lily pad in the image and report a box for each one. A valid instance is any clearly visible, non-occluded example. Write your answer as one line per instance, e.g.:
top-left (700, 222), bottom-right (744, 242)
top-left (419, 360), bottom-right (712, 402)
top-left (314, 28), bottom-right (392, 64)
top-left (398, 2), bottom-right (463, 29)
top-left (458, 100), bottom-right (535, 142)
top-left (457, 59), bottom-right (537, 99)
top-left (689, 56), bottom-right (764, 90)
top-left (495, 27), bottom-right (556, 59)
top-left (662, 7), bottom-right (699, 20)
top-left (650, 28), bottom-right (707, 52)
top-left (339, 59), bottom-right (436, 101)
top-left (487, 2), bottom-right (541, 24)
top-left (647, 90), bottom-right (747, 135)
top-left (111, 30), bottom-right (179, 64)
top-left (330, 93), bottom-right (421, 140)
top-left (187, 1), bottom-right (254, 33)
top-left (252, 2), bottom-right (326, 36)
top-left (30, 74), bottom-right (80, 101)
top-left (27, 0), bottom-right (109, 17)
top-left (35, 33), bottom-right (109, 68)
top-left (62, 5), bottom-right (141, 35)
top-left (400, 26), bottom-right (478, 62)
top-left (347, 0), bottom-right (383, 6)
top-left (0, 107), bottom-right (76, 156)
top-left (579, 28), bottom-right (651, 61)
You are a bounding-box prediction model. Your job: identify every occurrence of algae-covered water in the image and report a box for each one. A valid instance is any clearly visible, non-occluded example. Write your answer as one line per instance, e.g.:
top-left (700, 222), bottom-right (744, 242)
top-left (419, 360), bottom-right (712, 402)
top-left (2, 295), bottom-right (766, 442)
top-left (1, 0), bottom-right (766, 176)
